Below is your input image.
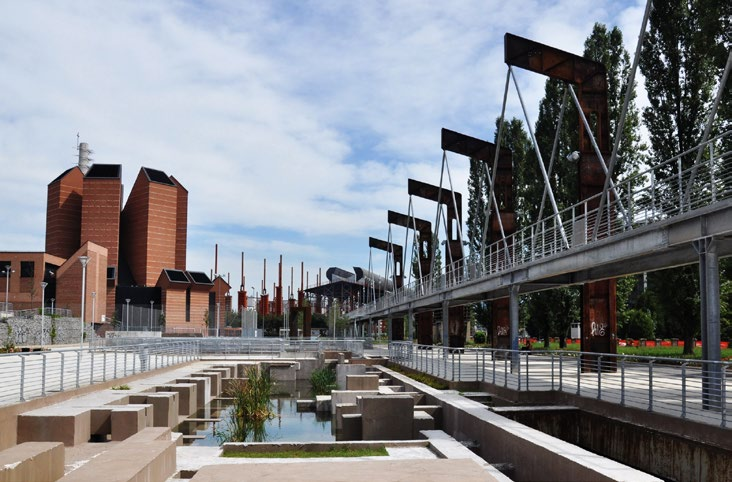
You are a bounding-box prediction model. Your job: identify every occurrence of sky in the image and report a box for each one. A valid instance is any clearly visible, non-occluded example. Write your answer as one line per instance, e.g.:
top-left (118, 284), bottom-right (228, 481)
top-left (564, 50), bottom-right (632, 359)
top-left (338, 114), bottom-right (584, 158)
top-left (0, 0), bottom-right (648, 297)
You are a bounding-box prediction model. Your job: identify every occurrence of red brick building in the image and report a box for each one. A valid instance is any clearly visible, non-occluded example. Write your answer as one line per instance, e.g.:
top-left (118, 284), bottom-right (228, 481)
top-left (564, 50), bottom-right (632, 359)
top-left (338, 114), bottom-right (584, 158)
top-left (0, 145), bottom-right (223, 335)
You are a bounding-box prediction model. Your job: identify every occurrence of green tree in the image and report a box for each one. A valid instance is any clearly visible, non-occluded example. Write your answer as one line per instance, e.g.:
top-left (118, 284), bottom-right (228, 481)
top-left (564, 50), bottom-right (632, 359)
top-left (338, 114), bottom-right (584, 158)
top-left (639, 0), bottom-right (729, 354)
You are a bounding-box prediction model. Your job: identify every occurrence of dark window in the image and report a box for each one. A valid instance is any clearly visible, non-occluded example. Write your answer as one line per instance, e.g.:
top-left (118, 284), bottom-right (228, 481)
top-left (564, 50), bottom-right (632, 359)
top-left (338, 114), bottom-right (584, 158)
top-left (21, 261), bottom-right (35, 278)
top-left (107, 267), bottom-right (116, 281)
top-left (0, 261), bottom-right (10, 275)
top-left (185, 288), bottom-right (191, 322)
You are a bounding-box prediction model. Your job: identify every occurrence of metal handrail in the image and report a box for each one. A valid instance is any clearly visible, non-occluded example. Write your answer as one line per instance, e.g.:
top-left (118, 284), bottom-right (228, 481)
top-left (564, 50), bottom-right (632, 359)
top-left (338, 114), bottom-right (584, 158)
top-left (389, 341), bottom-right (730, 429)
top-left (0, 340), bottom-right (200, 406)
top-left (352, 131), bottom-right (732, 316)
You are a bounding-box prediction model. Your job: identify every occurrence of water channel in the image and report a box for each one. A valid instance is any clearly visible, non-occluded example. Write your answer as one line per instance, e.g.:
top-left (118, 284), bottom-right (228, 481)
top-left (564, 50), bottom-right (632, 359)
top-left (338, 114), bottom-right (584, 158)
top-left (175, 382), bottom-right (333, 446)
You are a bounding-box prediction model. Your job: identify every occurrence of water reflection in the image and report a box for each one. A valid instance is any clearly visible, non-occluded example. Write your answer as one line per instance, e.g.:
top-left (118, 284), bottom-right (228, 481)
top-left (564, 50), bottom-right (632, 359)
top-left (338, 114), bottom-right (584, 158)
top-left (176, 381), bottom-right (333, 446)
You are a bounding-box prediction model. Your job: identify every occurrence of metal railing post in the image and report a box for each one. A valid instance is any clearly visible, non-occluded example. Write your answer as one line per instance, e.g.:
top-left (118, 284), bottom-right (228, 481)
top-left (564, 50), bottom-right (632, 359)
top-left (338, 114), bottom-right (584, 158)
top-left (559, 352), bottom-right (563, 392)
top-left (620, 356), bottom-right (626, 406)
top-left (59, 352), bottom-right (65, 391)
top-left (114, 350), bottom-right (118, 379)
top-left (576, 354), bottom-right (581, 396)
top-left (20, 356), bottom-right (26, 402)
top-left (551, 353), bottom-right (555, 390)
top-left (681, 363), bottom-right (687, 418)
top-left (76, 351), bottom-right (81, 388)
top-left (525, 352), bottom-right (529, 390)
top-left (597, 356), bottom-right (602, 400)
top-left (721, 365), bottom-right (727, 428)
top-left (103, 351), bottom-right (107, 382)
top-left (90, 350), bottom-right (95, 384)
top-left (41, 353), bottom-right (47, 397)
top-left (648, 360), bottom-right (654, 412)
top-left (482, 350), bottom-right (486, 382)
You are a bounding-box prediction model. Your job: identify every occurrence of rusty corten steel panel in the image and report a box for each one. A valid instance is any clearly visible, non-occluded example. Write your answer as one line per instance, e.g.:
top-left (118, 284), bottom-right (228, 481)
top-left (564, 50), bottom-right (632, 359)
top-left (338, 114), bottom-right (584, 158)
top-left (368, 237), bottom-right (404, 289)
top-left (407, 179), bottom-right (462, 214)
top-left (505, 32), bottom-right (616, 366)
top-left (441, 128), bottom-right (512, 167)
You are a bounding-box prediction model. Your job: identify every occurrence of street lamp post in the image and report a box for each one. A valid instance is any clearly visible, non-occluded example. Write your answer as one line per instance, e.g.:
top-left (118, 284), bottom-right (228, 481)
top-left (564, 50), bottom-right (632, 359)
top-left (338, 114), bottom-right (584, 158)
top-left (51, 298), bottom-right (55, 316)
top-left (125, 299), bottom-right (131, 331)
top-left (40, 281), bottom-right (48, 348)
top-left (216, 302), bottom-right (220, 337)
top-left (91, 292), bottom-right (96, 348)
top-left (78, 256), bottom-right (90, 349)
top-left (3, 265), bottom-right (15, 314)
top-left (149, 300), bottom-right (154, 330)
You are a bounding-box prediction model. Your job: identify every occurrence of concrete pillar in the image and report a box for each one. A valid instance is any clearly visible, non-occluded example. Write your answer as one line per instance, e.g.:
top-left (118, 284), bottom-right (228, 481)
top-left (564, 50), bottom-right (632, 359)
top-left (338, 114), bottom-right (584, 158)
top-left (695, 238), bottom-right (722, 409)
top-left (441, 301), bottom-right (449, 348)
top-left (509, 285), bottom-right (520, 372)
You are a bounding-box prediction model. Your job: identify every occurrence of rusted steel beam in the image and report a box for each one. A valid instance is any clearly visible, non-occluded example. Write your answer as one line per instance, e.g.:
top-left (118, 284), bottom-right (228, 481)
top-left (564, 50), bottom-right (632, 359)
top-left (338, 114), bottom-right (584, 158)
top-left (505, 32), bottom-right (616, 365)
top-left (442, 128), bottom-right (517, 349)
top-left (368, 237), bottom-right (403, 289)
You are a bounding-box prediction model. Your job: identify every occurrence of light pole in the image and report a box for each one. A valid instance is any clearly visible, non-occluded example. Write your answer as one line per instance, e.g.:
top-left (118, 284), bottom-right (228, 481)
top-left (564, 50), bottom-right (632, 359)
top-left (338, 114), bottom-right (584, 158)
top-left (3, 265), bottom-right (15, 314)
top-left (78, 256), bottom-right (90, 349)
top-left (125, 299), bottom-right (131, 331)
top-left (149, 300), bottom-right (154, 331)
top-left (50, 298), bottom-right (55, 315)
top-left (91, 292), bottom-right (96, 348)
top-left (216, 302), bottom-right (220, 337)
top-left (40, 281), bottom-right (48, 348)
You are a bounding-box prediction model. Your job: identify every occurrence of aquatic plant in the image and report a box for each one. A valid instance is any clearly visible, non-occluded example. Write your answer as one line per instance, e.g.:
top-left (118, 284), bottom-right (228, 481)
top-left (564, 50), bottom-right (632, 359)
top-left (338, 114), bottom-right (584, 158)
top-left (217, 365), bottom-right (274, 443)
top-left (309, 366), bottom-right (337, 395)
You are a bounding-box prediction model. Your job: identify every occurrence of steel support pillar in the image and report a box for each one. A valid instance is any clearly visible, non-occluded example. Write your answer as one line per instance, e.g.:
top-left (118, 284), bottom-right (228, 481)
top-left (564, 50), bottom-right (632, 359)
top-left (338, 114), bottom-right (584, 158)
top-left (696, 238), bottom-right (722, 409)
top-left (407, 308), bottom-right (414, 342)
top-left (415, 312), bottom-right (434, 346)
top-left (441, 301), bottom-right (449, 347)
top-left (509, 285), bottom-right (520, 372)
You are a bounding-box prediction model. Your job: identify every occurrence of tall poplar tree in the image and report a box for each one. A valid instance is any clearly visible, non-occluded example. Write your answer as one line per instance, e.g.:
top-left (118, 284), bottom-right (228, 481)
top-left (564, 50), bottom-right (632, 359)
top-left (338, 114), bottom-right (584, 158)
top-left (639, 0), bottom-right (729, 353)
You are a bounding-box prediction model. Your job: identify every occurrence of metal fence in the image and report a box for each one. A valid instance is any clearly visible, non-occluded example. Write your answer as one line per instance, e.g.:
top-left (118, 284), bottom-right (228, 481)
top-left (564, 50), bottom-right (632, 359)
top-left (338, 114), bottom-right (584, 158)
top-left (0, 341), bottom-right (200, 406)
top-left (389, 341), bottom-right (730, 428)
top-left (104, 337), bottom-right (365, 358)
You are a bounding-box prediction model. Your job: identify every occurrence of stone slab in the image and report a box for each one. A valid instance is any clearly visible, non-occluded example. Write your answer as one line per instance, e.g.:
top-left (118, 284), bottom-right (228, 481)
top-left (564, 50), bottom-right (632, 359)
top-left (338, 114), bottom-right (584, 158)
top-left (192, 372), bottom-right (222, 397)
top-left (155, 384), bottom-right (197, 417)
top-left (346, 375), bottom-right (380, 391)
top-left (17, 408), bottom-right (91, 447)
top-left (111, 405), bottom-right (150, 441)
top-left (336, 363), bottom-right (366, 390)
top-left (189, 459), bottom-right (499, 482)
top-left (330, 390), bottom-right (379, 415)
top-left (129, 393), bottom-right (179, 428)
top-left (176, 377), bottom-right (211, 408)
top-left (0, 442), bottom-right (64, 482)
top-left (358, 395), bottom-right (414, 441)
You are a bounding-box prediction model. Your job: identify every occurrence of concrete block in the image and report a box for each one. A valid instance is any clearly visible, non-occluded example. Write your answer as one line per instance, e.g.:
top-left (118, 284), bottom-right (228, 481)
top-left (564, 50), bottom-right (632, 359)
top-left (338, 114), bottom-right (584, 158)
top-left (111, 406), bottom-right (149, 441)
top-left (89, 408), bottom-right (112, 437)
top-left (315, 395), bottom-right (332, 413)
top-left (269, 364), bottom-right (297, 381)
top-left (193, 371), bottom-right (222, 397)
top-left (211, 365), bottom-right (237, 378)
top-left (335, 403), bottom-right (359, 431)
top-left (176, 377), bottom-right (211, 408)
top-left (0, 442), bottom-right (64, 482)
top-left (156, 383), bottom-right (197, 416)
top-left (358, 395), bottom-right (414, 441)
top-left (346, 375), bottom-right (380, 391)
top-left (336, 364), bottom-right (366, 390)
top-left (58, 429), bottom-right (176, 482)
top-left (129, 393), bottom-right (179, 428)
top-left (413, 411), bottom-right (435, 438)
top-left (330, 390), bottom-right (379, 415)
top-left (296, 400), bottom-right (315, 412)
top-left (339, 414), bottom-right (362, 441)
top-left (415, 405), bottom-right (442, 426)
top-left (17, 408), bottom-right (91, 447)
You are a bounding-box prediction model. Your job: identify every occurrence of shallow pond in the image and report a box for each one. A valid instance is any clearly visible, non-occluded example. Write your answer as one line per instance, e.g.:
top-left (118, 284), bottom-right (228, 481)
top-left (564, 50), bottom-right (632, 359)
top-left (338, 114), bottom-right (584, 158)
top-left (175, 383), bottom-right (333, 446)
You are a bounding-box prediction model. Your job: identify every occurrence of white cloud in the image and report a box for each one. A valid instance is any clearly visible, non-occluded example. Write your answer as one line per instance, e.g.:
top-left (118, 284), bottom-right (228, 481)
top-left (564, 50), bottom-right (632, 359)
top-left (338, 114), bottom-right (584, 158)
top-left (0, 0), bottom-right (650, 291)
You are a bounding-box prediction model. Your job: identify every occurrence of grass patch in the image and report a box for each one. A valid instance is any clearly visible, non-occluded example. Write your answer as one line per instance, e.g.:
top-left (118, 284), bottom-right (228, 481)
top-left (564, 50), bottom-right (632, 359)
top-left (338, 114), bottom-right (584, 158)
top-left (222, 446), bottom-right (388, 458)
top-left (388, 363), bottom-right (449, 389)
top-left (111, 384), bottom-right (130, 390)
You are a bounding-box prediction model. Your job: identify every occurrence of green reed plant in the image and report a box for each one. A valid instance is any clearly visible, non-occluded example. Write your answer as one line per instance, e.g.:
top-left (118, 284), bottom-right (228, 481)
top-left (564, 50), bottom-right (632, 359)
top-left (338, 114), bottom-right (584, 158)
top-left (217, 365), bottom-right (274, 443)
top-left (309, 366), bottom-right (337, 395)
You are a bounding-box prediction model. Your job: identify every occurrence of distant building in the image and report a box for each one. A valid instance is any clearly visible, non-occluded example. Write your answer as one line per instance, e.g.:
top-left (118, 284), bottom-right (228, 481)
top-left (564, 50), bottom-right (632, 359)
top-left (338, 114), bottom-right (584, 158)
top-left (1, 142), bottom-right (229, 335)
